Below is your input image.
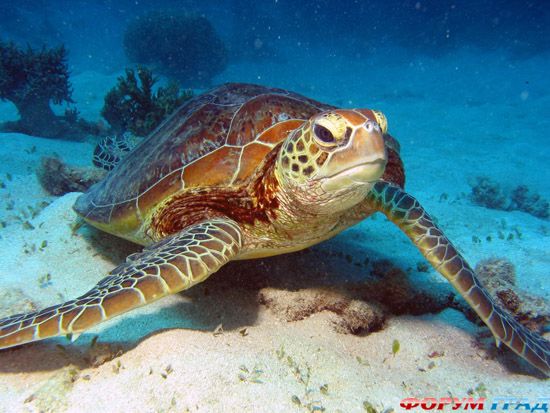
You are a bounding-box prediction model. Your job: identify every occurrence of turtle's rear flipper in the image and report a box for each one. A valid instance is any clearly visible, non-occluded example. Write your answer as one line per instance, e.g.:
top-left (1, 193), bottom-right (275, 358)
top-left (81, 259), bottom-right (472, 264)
top-left (93, 133), bottom-right (140, 171)
top-left (0, 218), bottom-right (242, 349)
top-left (368, 181), bottom-right (550, 376)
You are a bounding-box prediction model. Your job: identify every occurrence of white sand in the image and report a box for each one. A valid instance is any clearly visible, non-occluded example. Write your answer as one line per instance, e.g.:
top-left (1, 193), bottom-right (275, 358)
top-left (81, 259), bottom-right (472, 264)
top-left (0, 48), bottom-right (548, 412)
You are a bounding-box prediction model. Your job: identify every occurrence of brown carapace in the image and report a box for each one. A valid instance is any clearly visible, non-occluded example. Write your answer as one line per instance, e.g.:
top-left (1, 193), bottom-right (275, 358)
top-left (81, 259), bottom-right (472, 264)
top-left (0, 83), bottom-right (547, 376)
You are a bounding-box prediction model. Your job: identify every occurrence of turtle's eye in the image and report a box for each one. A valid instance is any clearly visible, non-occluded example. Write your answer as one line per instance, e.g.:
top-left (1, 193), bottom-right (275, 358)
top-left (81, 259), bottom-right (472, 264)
top-left (313, 124), bottom-right (335, 144)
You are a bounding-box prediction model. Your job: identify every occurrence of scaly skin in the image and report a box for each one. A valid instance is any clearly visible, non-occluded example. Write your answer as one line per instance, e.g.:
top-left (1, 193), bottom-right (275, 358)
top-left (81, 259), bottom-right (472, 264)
top-left (0, 219), bottom-right (242, 349)
top-left (367, 180), bottom-right (550, 375)
top-left (0, 104), bottom-right (547, 377)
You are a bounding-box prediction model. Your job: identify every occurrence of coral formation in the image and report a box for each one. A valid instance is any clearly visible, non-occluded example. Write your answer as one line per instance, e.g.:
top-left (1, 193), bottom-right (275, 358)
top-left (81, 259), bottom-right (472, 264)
top-left (333, 299), bottom-right (386, 335)
top-left (258, 287), bottom-right (386, 335)
top-left (0, 40), bottom-right (100, 139)
top-left (123, 12), bottom-right (228, 87)
top-left (37, 157), bottom-right (106, 196)
top-left (475, 258), bottom-right (549, 333)
top-left (509, 185), bottom-right (549, 219)
top-left (475, 258), bottom-right (516, 287)
top-left (367, 260), bottom-right (454, 315)
top-left (470, 176), bottom-right (507, 210)
top-left (255, 256), bottom-right (452, 336)
top-left (470, 176), bottom-right (549, 219)
top-left (0, 40), bottom-right (71, 129)
top-left (101, 67), bottom-right (192, 137)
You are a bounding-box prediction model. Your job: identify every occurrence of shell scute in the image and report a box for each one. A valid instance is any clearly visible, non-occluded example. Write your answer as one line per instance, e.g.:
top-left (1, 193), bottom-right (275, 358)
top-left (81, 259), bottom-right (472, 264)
top-left (181, 146), bottom-right (242, 187)
top-left (74, 83), bottom-right (332, 239)
top-left (226, 94), bottom-right (323, 146)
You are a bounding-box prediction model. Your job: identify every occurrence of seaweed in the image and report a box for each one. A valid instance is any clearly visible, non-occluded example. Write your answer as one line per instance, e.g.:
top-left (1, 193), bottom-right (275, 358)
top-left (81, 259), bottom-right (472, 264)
top-left (101, 66), bottom-right (192, 137)
top-left (363, 401), bottom-right (378, 413)
top-left (276, 346), bottom-right (326, 412)
top-left (391, 339), bottom-right (400, 356)
top-left (237, 364), bottom-right (264, 384)
top-left (123, 11), bottom-right (228, 87)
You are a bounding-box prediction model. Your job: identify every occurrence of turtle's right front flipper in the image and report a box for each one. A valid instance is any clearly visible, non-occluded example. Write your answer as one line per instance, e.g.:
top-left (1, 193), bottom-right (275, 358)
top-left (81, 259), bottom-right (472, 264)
top-left (0, 218), bottom-right (242, 349)
top-left (367, 181), bottom-right (550, 376)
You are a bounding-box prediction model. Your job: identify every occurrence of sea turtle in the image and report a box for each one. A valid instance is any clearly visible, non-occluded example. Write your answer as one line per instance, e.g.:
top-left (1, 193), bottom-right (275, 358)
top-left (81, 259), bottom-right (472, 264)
top-left (0, 83), bottom-right (548, 375)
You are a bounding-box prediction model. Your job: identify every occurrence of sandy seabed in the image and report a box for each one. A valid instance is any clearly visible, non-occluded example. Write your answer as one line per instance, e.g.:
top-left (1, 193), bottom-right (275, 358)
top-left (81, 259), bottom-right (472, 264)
top-left (0, 48), bottom-right (548, 412)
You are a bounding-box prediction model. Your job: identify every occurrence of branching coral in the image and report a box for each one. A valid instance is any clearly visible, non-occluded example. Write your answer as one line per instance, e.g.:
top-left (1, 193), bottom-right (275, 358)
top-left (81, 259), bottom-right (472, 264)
top-left (123, 12), bottom-right (228, 86)
top-left (0, 40), bottom-right (72, 116)
top-left (101, 67), bottom-right (192, 137)
top-left (0, 40), bottom-right (99, 139)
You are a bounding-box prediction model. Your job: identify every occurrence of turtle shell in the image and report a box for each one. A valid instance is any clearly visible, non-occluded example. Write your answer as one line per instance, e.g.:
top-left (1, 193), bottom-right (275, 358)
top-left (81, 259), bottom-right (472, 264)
top-left (74, 83), bottom-right (332, 239)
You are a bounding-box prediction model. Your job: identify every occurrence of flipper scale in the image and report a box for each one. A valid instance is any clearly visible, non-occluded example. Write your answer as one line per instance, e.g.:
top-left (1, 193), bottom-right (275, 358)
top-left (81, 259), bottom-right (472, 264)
top-left (0, 218), bottom-right (242, 349)
top-left (368, 181), bottom-right (550, 376)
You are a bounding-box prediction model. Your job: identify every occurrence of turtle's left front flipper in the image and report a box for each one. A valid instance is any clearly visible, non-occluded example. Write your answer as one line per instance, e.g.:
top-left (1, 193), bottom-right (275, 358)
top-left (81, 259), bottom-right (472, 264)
top-left (367, 181), bottom-right (550, 376)
top-left (93, 133), bottom-right (140, 171)
top-left (0, 218), bottom-right (242, 349)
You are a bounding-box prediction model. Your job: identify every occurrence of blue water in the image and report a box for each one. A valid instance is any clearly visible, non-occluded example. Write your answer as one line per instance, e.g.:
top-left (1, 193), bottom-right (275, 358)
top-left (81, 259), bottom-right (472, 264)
top-left (0, 0), bottom-right (549, 411)
top-left (2, 0), bottom-right (549, 68)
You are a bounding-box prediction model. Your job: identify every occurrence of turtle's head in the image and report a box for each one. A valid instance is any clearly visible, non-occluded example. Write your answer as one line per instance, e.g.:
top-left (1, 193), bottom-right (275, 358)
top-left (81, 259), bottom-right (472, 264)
top-left (276, 109), bottom-right (388, 213)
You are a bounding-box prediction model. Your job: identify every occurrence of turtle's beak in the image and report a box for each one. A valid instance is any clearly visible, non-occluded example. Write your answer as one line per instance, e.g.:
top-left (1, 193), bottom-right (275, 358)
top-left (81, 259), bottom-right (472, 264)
top-left (319, 121), bottom-right (387, 192)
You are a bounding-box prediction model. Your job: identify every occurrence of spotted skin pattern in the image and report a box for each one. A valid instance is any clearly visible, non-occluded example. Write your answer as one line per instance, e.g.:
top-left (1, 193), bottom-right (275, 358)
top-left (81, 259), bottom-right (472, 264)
top-left (278, 109), bottom-right (385, 184)
top-left (0, 218), bottom-right (242, 349)
top-left (278, 124), bottom-right (325, 181)
top-left (367, 181), bottom-right (550, 375)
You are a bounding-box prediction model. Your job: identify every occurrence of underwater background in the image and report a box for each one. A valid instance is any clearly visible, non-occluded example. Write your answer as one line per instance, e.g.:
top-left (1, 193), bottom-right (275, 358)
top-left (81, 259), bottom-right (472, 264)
top-left (0, 1), bottom-right (548, 412)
